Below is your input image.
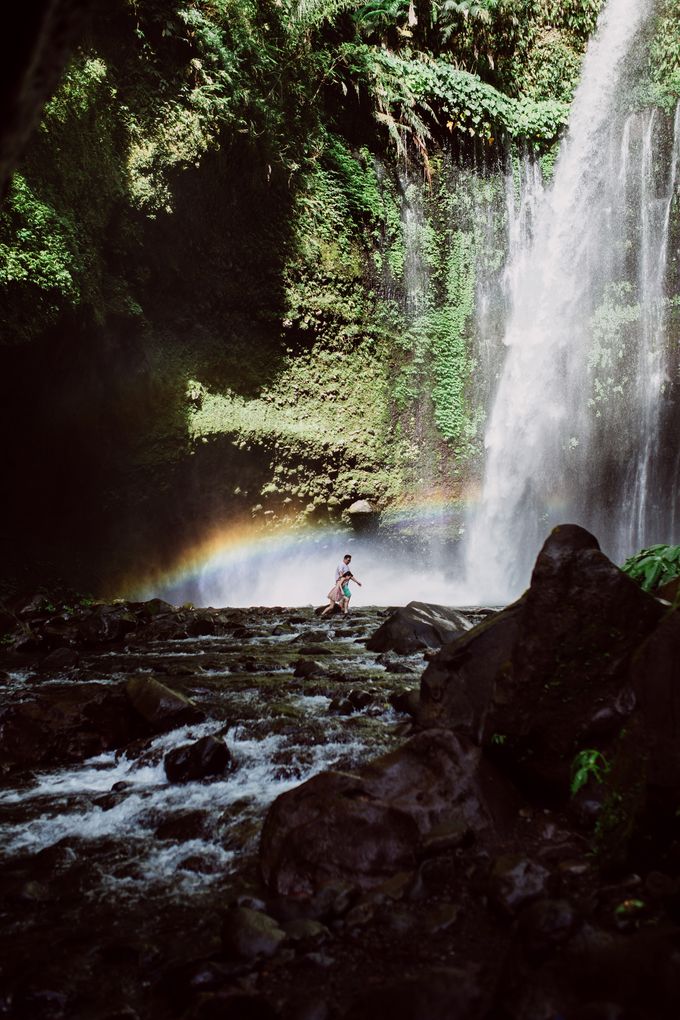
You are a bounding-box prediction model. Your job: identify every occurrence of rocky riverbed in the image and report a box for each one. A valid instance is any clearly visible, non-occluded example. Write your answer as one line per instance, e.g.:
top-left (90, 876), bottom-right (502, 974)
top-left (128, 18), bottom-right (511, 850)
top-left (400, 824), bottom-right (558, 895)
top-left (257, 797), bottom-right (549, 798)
top-left (1, 525), bottom-right (680, 1019)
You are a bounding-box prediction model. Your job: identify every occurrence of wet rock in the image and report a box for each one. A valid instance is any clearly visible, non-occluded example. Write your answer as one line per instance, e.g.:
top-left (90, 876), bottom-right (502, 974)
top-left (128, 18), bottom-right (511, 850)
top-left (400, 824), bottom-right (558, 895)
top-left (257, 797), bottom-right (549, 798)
top-left (629, 609), bottom-right (680, 797)
top-left (9, 626), bottom-right (43, 652)
top-left (38, 647), bottom-right (80, 671)
top-left (568, 777), bottom-right (608, 829)
top-left (11, 987), bottom-right (70, 1020)
top-left (293, 659), bottom-right (328, 679)
top-left (366, 601), bottom-right (472, 655)
top-left (657, 576), bottom-right (680, 602)
top-left (156, 811), bottom-right (210, 841)
top-left (420, 900), bottom-right (460, 935)
top-left (78, 605), bottom-right (137, 644)
top-left (562, 924), bottom-right (680, 1016)
top-left (419, 525), bottom-right (665, 796)
top-left (260, 729), bottom-right (515, 897)
top-left (518, 898), bottom-right (578, 959)
top-left (41, 618), bottom-right (80, 649)
top-left (489, 855), bottom-right (551, 916)
top-left (164, 735), bottom-right (231, 783)
top-left (179, 855), bottom-right (222, 874)
top-left (0, 685), bottom-right (145, 767)
top-left (380, 657), bottom-right (420, 675)
top-left (328, 690), bottom-right (372, 715)
top-left (185, 993), bottom-right (279, 1020)
top-left (292, 629), bottom-right (329, 644)
top-left (281, 918), bottom-right (330, 944)
top-left (420, 818), bottom-right (471, 856)
top-left (0, 605), bottom-right (18, 635)
top-left (125, 676), bottom-right (205, 733)
top-left (187, 615), bottom-right (217, 637)
top-left (328, 696), bottom-right (353, 715)
top-left (389, 689), bottom-right (420, 716)
top-left (221, 906), bottom-right (286, 960)
top-left (344, 966), bottom-right (484, 1020)
top-left (283, 995), bottom-right (330, 1020)
top-left (138, 598), bottom-right (176, 618)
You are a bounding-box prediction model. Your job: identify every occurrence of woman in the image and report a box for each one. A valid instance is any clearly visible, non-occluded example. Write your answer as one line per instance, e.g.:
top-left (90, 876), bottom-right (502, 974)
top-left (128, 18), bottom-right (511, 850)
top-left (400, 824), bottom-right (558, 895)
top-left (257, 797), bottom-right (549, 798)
top-left (321, 574), bottom-right (346, 616)
top-left (321, 570), bottom-right (361, 616)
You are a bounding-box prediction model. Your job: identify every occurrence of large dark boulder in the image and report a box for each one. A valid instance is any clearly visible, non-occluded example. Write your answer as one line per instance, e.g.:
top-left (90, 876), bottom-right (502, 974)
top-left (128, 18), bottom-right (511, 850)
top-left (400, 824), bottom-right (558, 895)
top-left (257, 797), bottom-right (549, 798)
top-left (125, 676), bottom-right (205, 733)
top-left (344, 966), bottom-right (485, 1020)
top-left (78, 606), bottom-right (137, 644)
top-left (419, 525), bottom-right (665, 796)
top-left (366, 602), bottom-right (473, 655)
top-left (0, 685), bottom-right (146, 768)
top-left (164, 735), bottom-right (231, 783)
top-left (629, 609), bottom-right (680, 795)
top-left (260, 729), bottom-right (515, 897)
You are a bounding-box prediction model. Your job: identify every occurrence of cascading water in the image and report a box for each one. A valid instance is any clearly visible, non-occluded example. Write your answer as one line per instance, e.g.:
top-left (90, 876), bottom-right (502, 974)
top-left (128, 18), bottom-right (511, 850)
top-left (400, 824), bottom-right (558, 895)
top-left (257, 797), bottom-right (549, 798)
top-left (461, 0), bottom-right (680, 602)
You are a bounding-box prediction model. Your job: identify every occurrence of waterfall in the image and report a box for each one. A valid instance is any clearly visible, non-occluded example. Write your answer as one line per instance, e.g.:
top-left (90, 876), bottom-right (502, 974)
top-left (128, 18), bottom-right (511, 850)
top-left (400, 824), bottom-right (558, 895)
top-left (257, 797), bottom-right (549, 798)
top-left (461, 0), bottom-right (680, 602)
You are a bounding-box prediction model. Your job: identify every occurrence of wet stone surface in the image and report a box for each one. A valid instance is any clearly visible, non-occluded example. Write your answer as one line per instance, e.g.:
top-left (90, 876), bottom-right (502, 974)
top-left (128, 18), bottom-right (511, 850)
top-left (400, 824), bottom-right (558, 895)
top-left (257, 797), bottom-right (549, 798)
top-left (0, 605), bottom-right (422, 1019)
top-left (3, 570), bottom-right (680, 1020)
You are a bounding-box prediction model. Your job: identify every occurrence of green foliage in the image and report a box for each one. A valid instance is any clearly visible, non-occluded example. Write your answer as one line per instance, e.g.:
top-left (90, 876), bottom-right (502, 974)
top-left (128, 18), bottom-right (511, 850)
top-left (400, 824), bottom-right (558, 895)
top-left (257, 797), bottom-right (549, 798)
top-left (621, 544), bottom-right (680, 592)
top-left (570, 748), bottom-right (610, 795)
top-left (343, 44), bottom-right (570, 157)
top-left (627, 0), bottom-right (680, 111)
top-left (324, 135), bottom-right (385, 220)
top-left (0, 175), bottom-right (81, 297)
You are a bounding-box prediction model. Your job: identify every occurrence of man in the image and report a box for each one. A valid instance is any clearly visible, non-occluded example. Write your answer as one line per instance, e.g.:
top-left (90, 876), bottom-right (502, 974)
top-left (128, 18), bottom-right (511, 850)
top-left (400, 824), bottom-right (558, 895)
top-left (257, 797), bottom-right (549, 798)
top-left (335, 554), bottom-right (353, 582)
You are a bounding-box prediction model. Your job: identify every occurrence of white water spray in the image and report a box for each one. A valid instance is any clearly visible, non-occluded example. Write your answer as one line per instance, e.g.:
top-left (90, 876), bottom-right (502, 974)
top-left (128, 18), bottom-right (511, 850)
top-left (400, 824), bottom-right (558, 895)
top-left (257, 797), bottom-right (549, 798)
top-left (462, 0), bottom-right (680, 602)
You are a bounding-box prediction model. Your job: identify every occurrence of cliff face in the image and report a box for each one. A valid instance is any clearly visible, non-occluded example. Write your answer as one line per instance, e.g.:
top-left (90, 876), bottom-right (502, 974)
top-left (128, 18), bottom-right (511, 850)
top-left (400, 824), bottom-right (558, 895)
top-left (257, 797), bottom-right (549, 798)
top-left (0, 0), bottom-right (677, 594)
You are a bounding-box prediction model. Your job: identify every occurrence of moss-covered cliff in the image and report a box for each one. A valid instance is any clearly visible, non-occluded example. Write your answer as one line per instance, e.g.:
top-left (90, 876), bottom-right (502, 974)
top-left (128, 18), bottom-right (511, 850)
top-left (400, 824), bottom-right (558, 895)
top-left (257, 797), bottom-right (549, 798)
top-left (1, 0), bottom-right (678, 593)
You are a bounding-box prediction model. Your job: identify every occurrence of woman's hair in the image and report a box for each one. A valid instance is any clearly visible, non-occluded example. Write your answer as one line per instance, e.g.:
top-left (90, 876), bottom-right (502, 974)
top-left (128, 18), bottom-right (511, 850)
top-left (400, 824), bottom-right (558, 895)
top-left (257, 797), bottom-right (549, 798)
top-left (342, 570), bottom-right (352, 578)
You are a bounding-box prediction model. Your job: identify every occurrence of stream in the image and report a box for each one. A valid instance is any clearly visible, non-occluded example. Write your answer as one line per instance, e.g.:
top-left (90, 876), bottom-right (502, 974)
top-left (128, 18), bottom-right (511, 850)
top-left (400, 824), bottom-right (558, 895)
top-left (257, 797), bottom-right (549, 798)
top-left (0, 605), bottom-right (440, 1017)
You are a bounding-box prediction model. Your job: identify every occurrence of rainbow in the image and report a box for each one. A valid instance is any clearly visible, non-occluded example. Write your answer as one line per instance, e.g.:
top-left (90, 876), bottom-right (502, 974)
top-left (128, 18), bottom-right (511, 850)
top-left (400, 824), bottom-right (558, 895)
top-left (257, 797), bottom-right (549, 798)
top-left (121, 492), bottom-right (482, 603)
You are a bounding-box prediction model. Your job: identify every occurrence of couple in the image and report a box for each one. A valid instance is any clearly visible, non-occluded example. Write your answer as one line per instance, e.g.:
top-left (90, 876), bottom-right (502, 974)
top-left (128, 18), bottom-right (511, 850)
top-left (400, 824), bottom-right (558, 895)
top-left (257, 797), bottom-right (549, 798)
top-left (321, 554), bottom-right (362, 616)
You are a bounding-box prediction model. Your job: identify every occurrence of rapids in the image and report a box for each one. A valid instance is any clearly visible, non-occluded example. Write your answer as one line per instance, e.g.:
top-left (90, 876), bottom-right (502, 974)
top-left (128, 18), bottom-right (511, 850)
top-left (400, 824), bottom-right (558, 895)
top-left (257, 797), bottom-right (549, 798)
top-left (0, 607), bottom-right (417, 1015)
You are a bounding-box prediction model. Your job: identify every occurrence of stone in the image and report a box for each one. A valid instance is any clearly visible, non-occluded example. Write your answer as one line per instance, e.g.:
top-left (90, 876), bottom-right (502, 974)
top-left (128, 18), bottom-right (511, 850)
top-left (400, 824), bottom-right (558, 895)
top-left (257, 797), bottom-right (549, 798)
top-left (327, 696), bottom-right (353, 715)
top-left (347, 499), bottom-right (375, 515)
top-left (260, 729), bottom-right (516, 897)
top-left (389, 689), bottom-right (420, 716)
top-left (629, 609), bottom-right (680, 795)
top-left (419, 525), bottom-right (665, 796)
top-left (138, 598), bottom-right (175, 618)
top-left (280, 919), bottom-right (329, 944)
top-left (186, 993), bottom-right (278, 1020)
top-left (0, 685), bottom-right (145, 768)
top-left (164, 735), bottom-right (231, 783)
top-left (38, 647), bottom-right (80, 672)
top-left (220, 907), bottom-right (286, 960)
top-left (656, 576), bottom-right (680, 602)
top-left (292, 629), bottom-right (329, 643)
top-left (78, 606), bottom-right (137, 644)
top-left (421, 901), bottom-right (460, 935)
top-left (344, 966), bottom-right (484, 1020)
top-left (518, 898), bottom-right (578, 960)
top-left (293, 659), bottom-right (327, 679)
top-left (489, 855), bottom-right (551, 916)
top-left (0, 606), bottom-right (18, 635)
top-left (366, 601), bottom-right (472, 655)
top-left (155, 811), bottom-right (209, 841)
top-left (125, 676), bottom-right (204, 733)
top-left (187, 615), bottom-right (217, 637)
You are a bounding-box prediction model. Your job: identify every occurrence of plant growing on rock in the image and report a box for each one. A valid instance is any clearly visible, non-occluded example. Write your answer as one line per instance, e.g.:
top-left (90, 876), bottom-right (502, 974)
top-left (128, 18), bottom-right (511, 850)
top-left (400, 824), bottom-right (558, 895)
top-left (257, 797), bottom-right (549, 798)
top-left (621, 544), bottom-right (680, 592)
top-left (570, 748), bottom-right (610, 796)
